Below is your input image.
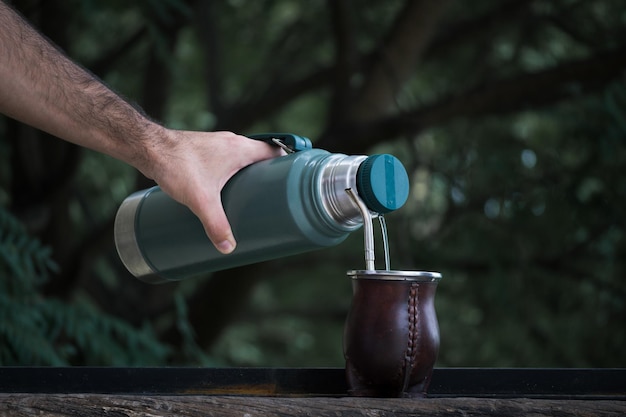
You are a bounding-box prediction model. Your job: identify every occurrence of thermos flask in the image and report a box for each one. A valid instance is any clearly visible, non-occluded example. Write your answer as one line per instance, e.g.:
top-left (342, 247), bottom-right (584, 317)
top-left (114, 133), bottom-right (410, 284)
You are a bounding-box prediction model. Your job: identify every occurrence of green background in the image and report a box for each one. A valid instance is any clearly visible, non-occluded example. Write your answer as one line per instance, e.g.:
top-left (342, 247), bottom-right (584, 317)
top-left (1, 0), bottom-right (625, 367)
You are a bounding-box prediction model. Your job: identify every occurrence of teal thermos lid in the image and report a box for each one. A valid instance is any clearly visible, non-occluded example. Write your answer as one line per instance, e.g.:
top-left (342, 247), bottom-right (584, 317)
top-left (356, 154), bottom-right (410, 213)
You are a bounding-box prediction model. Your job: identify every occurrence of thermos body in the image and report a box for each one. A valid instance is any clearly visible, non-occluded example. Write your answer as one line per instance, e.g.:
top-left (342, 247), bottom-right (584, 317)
top-left (115, 134), bottom-right (410, 284)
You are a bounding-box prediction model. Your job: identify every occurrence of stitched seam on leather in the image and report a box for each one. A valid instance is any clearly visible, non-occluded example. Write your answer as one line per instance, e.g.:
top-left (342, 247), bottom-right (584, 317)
top-left (402, 283), bottom-right (419, 391)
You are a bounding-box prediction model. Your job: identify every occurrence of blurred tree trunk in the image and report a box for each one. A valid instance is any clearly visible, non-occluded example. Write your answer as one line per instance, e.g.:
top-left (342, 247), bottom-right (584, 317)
top-left (347, 0), bottom-right (451, 123)
top-left (7, 0), bottom-right (84, 297)
top-left (81, 6), bottom-right (191, 332)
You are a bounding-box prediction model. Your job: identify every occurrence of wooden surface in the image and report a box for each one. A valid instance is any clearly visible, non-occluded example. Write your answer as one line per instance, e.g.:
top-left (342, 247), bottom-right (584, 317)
top-left (1, 394), bottom-right (624, 417)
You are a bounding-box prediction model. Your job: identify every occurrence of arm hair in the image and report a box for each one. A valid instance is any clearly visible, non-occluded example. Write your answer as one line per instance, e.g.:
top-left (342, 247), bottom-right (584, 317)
top-left (0, 1), bottom-right (164, 169)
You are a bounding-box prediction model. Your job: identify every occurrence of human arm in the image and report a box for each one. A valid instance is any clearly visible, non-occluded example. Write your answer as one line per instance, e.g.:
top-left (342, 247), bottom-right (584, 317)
top-left (0, 1), bottom-right (280, 253)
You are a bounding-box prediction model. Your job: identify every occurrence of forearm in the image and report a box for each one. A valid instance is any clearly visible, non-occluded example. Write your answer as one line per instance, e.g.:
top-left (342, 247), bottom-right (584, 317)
top-left (0, 1), bottom-right (165, 172)
top-left (0, 1), bottom-right (285, 253)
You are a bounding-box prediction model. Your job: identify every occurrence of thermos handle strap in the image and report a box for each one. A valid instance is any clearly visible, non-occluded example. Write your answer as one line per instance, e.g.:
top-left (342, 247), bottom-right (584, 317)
top-left (248, 133), bottom-right (312, 153)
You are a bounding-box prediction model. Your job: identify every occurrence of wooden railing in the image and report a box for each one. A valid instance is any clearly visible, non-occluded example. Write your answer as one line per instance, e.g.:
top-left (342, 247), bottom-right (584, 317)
top-left (1, 368), bottom-right (624, 416)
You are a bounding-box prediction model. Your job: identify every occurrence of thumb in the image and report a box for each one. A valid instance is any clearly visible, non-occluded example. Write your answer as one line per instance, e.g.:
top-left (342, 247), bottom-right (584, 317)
top-left (190, 194), bottom-right (237, 255)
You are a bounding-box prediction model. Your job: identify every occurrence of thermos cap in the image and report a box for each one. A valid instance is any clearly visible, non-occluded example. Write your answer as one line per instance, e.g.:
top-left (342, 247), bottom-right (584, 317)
top-left (357, 154), bottom-right (409, 214)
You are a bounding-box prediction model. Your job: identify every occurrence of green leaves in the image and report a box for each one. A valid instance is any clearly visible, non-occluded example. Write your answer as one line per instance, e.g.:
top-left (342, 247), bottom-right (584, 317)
top-left (0, 208), bottom-right (169, 365)
top-left (0, 210), bottom-right (58, 289)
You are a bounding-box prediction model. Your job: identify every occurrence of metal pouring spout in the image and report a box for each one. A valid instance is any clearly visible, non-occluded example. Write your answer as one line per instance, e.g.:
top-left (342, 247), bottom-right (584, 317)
top-left (345, 188), bottom-right (377, 271)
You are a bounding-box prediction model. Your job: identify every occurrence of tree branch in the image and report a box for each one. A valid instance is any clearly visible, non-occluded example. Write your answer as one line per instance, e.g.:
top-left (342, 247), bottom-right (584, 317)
top-left (217, 1), bottom-right (540, 135)
top-left (221, 0), bottom-right (452, 133)
top-left (348, 0), bottom-right (452, 123)
top-left (217, 67), bottom-right (334, 131)
top-left (423, 0), bottom-right (535, 60)
top-left (194, 0), bottom-right (225, 119)
top-left (325, 43), bottom-right (626, 153)
top-left (88, 27), bottom-right (149, 78)
top-left (326, 0), bottom-right (358, 127)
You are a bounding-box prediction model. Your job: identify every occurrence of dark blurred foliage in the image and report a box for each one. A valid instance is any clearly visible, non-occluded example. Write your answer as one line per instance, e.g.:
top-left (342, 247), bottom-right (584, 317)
top-left (1, 0), bottom-right (625, 367)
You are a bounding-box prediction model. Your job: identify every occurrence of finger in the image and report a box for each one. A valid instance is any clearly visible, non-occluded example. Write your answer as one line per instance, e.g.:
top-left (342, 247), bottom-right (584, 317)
top-left (231, 133), bottom-right (285, 166)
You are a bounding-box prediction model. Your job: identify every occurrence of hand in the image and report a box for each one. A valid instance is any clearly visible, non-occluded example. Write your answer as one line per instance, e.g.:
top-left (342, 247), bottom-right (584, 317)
top-left (138, 129), bottom-right (282, 254)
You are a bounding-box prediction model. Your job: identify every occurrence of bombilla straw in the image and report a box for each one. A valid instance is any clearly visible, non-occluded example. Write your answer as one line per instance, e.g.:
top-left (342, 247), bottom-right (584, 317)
top-left (345, 188), bottom-right (375, 271)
